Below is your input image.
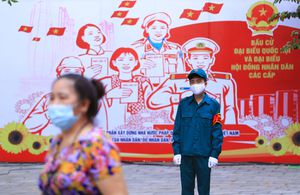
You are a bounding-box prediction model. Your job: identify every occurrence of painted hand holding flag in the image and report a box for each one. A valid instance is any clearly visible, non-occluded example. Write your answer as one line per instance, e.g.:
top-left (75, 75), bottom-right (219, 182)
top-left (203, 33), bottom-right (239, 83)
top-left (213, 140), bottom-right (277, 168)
top-left (47, 27), bottom-right (65, 36)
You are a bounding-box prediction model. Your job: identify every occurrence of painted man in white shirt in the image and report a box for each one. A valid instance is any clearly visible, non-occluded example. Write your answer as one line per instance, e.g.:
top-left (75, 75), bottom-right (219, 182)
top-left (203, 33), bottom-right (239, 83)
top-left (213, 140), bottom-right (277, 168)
top-left (147, 38), bottom-right (238, 124)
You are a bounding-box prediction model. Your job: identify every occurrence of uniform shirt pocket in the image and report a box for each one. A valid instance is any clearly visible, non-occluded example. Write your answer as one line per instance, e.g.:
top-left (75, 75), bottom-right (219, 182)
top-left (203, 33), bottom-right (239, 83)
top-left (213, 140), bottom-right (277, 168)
top-left (196, 112), bottom-right (213, 128)
top-left (181, 112), bottom-right (193, 124)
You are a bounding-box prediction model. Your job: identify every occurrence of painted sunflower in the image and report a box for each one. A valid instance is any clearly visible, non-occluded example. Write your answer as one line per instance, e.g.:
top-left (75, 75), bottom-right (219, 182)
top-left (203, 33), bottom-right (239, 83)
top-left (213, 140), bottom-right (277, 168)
top-left (268, 137), bottom-right (288, 156)
top-left (285, 123), bottom-right (300, 155)
top-left (0, 122), bottom-right (29, 154)
top-left (255, 135), bottom-right (268, 148)
top-left (26, 134), bottom-right (46, 155)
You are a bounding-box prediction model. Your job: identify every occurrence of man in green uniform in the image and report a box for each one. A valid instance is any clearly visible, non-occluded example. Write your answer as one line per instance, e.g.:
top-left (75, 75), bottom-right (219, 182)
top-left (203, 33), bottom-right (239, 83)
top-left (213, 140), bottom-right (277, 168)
top-left (172, 68), bottom-right (223, 195)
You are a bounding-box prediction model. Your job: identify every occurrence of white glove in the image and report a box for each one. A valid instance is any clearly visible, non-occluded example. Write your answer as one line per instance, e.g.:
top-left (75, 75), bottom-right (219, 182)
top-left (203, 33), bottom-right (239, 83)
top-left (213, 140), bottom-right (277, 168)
top-left (208, 157), bottom-right (218, 168)
top-left (173, 154), bottom-right (181, 165)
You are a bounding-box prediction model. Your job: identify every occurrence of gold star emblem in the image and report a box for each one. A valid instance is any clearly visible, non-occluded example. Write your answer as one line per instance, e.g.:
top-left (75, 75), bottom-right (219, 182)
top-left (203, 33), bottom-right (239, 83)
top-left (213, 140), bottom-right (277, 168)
top-left (125, 2), bottom-right (129, 6)
top-left (53, 29), bottom-right (58, 34)
top-left (196, 42), bottom-right (205, 48)
top-left (23, 27), bottom-right (27, 31)
top-left (187, 11), bottom-right (194, 17)
top-left (259, 8), bottom-right (267, 16)
top-left (209, 5), bottom-right (215, 11)
top-left (127, 19), bottom-right (132, 24)
top-left (117, 12), bottom-right (123, 17)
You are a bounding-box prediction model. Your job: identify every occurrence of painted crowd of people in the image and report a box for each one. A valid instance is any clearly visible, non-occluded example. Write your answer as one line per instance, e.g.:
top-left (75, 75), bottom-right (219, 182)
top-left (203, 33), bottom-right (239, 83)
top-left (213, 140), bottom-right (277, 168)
top-left (23, 12), bottom-right (238, 136)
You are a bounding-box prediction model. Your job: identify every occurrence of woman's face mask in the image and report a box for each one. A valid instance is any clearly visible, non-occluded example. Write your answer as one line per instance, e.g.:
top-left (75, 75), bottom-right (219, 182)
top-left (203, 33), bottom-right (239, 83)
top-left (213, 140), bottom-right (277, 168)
top-left (48, 78), bottom-right (81, 132)
top-left (47, 104), bottom-right (78, 131)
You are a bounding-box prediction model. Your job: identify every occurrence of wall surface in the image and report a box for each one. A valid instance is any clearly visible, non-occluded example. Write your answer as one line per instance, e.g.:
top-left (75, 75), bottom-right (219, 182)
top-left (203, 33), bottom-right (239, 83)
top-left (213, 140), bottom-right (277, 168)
top-left (0, 0), bottom-right (299, 163)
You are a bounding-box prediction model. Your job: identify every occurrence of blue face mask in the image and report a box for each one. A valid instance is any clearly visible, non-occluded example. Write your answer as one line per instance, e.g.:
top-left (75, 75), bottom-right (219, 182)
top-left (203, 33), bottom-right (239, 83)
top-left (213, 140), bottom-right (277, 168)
top-left (47, 104), bottom-right (78, 131)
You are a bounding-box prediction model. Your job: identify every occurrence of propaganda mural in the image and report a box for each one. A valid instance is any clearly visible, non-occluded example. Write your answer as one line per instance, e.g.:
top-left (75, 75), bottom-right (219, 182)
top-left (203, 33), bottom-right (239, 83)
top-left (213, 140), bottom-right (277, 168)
top-left (0, 0), bottom-right (299, 163)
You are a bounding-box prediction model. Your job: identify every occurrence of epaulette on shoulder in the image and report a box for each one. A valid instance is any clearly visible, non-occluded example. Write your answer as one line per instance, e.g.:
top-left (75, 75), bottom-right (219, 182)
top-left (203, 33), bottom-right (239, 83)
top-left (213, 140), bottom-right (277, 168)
top-left (211, 72), bottom-right (232, 80)
top-left (170, 73), bottom-right (189, 80)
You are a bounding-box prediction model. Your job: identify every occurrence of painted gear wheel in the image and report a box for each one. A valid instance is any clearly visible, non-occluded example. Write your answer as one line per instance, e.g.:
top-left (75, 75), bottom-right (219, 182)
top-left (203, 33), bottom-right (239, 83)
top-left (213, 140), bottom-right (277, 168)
top-left (26, 134), bottom-right (46, 155)
top-left (28, 91), bottom-right (44, 104)
top-left (255, 135), bottom-right (268, 148)
top-left (285, 123), bottom-right (300, 155)
top-left (0, 122), bottom-right (29, 154)
top-left (268, 137), bottom-right (288, 156)
top-left (15, 99), bottom-right (32, 115)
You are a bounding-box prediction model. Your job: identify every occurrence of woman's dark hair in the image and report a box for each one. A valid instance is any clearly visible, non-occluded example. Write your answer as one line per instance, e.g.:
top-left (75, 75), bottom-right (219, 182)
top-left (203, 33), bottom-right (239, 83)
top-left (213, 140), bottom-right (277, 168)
top-left (55, 74), bottom-right (105, 121)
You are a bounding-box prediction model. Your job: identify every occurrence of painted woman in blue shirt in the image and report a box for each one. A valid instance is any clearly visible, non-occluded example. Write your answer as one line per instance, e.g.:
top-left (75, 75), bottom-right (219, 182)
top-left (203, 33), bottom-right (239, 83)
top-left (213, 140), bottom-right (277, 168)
top-left (133, 12), bottom-right (184, 85)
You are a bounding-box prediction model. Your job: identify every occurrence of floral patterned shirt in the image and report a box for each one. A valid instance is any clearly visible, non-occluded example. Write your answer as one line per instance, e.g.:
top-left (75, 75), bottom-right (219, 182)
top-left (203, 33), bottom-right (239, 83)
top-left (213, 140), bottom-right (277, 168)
top-left (38, 127), bottom-right (122, 194)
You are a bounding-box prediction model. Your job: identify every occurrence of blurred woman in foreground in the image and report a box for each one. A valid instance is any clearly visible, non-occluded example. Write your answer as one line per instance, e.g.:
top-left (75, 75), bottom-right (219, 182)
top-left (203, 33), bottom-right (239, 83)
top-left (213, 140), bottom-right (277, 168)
top-left (38, 74), bottom-right (127, 195)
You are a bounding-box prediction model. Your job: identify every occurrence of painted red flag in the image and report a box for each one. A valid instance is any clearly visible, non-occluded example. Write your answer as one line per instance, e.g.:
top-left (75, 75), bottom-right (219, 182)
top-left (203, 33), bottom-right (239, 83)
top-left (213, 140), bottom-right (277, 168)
top-left (32, 37), bottom-right (41, 42)
top-left (203, 2), bottom-right (223, 14)
top-left (121, 18), bottom-right (139, 25)
top-left (119, 1), bottom-right (136, 8)
top-left (180, 9), bottom-right (202, 20)
top-left (111, 10), bottom-right (129, 18)
top-left (47, 27), bottom-right (66, 36)
top-left (18, 25), bottom-right (33, 33)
